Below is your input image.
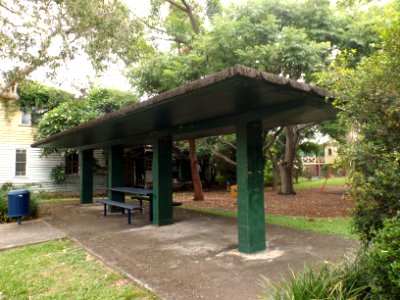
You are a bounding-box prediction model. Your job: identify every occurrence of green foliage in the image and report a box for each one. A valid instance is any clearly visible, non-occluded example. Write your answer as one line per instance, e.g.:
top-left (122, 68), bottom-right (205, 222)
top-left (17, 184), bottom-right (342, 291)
top-left (130, 0), bottom-right (388, 96)
top-left (302, 167), bottom-right (313, 181)
top-left (50, 165), bottom-right (67, 185)
top-left (263, 160), bottom-right (274, 186)
top-left (37, 100), bottom-right (98, 140)
top-left (366, 212), bottom-right (400, 298)
top-left (17, 81), bottom-right (74, 124)
top-left (0, 189), bottom-right (8, 223)
top-left (0, 187), bottom-right (41, 223)
top-left (0, 0), bottom-right (149, 90)
top-left (37, 88), bottom-right (138, 144)
top-left (85, 88), bottom-right (138, 114)
top-left (263, 255), bottom-right (370, 300)
top-left (318, 8), bottom-right (400, 242)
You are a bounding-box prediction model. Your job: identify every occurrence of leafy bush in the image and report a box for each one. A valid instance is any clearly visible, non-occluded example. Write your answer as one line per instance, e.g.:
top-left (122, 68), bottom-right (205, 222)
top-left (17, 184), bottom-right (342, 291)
top-left (302, 167), bottom-right (313, 181)
top-left (50, 165), bottom-right (67, 185)
top-left (319, 12), bottom-right (400, 243)
top-left (263, 255), bottom-right (370, 300)
top-left (0, 188), bottom-right (43, 223)
top-left (367, 212), bottom-right (400, 298)
top-left (1, 182), bottom-right (14, 192)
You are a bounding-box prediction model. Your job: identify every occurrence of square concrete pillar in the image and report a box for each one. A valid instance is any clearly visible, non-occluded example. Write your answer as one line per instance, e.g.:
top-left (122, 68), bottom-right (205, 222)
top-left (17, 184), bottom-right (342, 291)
top-left (108, 145), bottom-right (124, 203)
top-left (236, 121), bottom-right (266, 254)
top-left (152, 136), bottom-right (173, 226)
top-left (80, 149), bottom-right (93, 204)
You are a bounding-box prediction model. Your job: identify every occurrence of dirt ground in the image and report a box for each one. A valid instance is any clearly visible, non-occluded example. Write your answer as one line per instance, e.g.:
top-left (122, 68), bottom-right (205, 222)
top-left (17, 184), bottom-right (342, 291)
top-left (40, 186), bottom-right (353, 219)
top-left (176, 186), bottom-right (354, 218)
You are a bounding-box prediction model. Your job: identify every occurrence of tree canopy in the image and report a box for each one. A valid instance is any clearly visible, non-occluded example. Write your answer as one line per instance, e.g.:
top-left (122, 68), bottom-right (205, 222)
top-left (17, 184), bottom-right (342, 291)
top-left (318, 5), bottom-right (400, 242)
top-left (0, 0), bottom-right (149, 99)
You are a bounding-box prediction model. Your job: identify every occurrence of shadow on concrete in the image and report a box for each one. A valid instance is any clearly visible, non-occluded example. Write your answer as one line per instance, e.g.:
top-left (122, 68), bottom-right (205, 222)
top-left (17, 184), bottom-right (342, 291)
top-left (0, 202), bottom-right (358, 300)
top-left (36, 201), bottom-right (358, 300)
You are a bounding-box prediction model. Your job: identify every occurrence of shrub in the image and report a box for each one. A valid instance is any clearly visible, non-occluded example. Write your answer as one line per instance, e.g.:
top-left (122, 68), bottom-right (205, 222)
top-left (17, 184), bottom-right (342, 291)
top-left (50, 165), bottom-right (67, 185)
top-left (0, 188), bottom-right (43, 223)
top-left (302, 167), bottom-right (313, 181)
top-left (263, 254), bottom-right (370, 300)
top-left (367, 212), bottom-right (400, 298)
top-left (1, 182), bottom-right (14, 192)
top-left (0, 189), bottom-right (9, 223)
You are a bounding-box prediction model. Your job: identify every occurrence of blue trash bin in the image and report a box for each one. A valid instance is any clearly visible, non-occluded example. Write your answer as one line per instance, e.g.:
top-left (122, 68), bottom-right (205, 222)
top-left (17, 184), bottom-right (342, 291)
top-left (8, 189), bottom-right (30, 225)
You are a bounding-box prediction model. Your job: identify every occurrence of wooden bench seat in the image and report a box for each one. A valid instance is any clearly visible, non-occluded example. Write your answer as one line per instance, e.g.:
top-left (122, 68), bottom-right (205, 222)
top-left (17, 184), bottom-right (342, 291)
top-left (97, 199), bottom-right (142, 225)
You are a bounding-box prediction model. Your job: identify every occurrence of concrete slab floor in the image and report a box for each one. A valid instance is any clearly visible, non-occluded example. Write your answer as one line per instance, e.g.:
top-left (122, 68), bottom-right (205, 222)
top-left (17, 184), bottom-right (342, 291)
top-left (41, 202), bottom-right (358, 300)
top-left (0, 219), bottom-right (66, 250)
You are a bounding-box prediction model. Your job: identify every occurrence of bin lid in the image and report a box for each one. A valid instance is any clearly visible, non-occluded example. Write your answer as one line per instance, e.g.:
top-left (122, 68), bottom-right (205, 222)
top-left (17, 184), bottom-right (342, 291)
top-left (8, 189), bottom-right (30, 195)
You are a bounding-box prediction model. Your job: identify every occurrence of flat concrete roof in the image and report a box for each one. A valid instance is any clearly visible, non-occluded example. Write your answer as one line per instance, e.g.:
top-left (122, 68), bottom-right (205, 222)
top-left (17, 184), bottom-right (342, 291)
top-left (32, 65), bottom-right (336, 150)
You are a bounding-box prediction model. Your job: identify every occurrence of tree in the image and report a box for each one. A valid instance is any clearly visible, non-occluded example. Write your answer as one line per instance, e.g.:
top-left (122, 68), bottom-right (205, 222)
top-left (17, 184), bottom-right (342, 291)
top-left (320, 7), bottom-right (400, 242)
top-left (137, 0), bottom-right (219, 200)
top-left (130, 0), bottom-right (388, 195)
top-left (37, 88), bottom-right (138, 142)
top-left (0, 0), bottom-right (148, 100)
top-left (17, 81), bottom-right (75, 124)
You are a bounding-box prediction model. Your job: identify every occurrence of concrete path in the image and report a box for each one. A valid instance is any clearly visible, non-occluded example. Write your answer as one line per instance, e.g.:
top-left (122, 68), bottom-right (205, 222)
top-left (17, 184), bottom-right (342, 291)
top-left (0, 219), bottom-right (66, 250)
top-left (41, 202), bottom-right (358, 300)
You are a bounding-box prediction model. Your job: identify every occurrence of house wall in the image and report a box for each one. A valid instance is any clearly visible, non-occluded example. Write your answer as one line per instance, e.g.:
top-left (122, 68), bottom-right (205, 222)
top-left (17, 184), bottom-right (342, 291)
top-left (0, 104), bottom-right (107, 193)
top-left (324, 143), bottom-right (338, 164)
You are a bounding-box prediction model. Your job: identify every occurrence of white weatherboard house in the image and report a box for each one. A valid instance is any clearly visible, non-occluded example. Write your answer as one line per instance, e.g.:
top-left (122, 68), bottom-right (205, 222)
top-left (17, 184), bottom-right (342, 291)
top-left (0, 103), bottom-right (106, 193)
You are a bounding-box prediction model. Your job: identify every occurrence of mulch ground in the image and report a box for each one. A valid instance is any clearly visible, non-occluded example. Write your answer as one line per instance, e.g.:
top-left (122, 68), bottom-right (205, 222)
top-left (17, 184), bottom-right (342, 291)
top-left (39, 186), bottom-right (354, 219)
top-left (175, 186), bottom-right (354, 218)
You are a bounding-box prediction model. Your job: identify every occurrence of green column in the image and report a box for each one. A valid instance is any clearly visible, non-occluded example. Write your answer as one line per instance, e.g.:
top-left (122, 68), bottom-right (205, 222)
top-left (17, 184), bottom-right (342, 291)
top-left (80, 149), bottom-right (93, 204)
top-left (108, 145), bottom-right (124, 203)
top-left (236, 121), bottom-right (266, 254)
top-left (152, 136), bottom-right (173, 226)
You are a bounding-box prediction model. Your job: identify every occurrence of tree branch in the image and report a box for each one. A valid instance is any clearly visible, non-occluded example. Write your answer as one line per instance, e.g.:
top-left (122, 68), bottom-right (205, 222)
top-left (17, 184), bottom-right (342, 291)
top-left (263, 126), bottom-right (284, 151)
top-left (217, 136), bottom-right (236, 150)
top-left (165, 0), bottom-right (187, 12)
top-left (181, 0), bottom-right (200, 35)
top-left (134, 13), bottom-right (189, 46)
top-left (0, 1), bottom-right (20, 15)
top-left (203, 139), bottom-right (237, 166)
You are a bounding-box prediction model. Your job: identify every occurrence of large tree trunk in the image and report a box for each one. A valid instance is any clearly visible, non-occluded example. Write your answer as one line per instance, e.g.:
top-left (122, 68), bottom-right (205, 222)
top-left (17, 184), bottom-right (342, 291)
top-left (189, 139), bottom-right (204, 201)
top-left (279, 126), bottom-right (298, 195)
top-left (272, 161), bottom-right (280, 192)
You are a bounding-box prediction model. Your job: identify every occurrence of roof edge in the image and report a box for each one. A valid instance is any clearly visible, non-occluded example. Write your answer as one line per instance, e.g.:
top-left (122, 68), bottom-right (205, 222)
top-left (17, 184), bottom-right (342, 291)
top-left (32, 65), bottom-right (329, 148)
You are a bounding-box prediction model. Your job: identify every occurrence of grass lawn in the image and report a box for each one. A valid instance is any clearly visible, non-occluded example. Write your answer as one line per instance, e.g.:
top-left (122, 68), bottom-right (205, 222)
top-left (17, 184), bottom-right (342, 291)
top-left (180, 207), bottom-right (357, 240)
top-left (293, 176), bottom-right (347, 189)
top-left (0, 240), bottom-right (156, 300)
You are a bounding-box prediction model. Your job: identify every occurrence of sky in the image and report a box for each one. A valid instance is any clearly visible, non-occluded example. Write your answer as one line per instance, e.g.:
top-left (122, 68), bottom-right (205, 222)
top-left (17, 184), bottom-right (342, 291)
top-left (24, 0), bottom-right (247, 96)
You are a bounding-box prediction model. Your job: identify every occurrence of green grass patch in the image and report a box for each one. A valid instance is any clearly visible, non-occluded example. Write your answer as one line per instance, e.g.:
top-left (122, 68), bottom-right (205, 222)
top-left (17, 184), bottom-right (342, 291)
top-left (0, 240), bottom-right (156, 299)
top-left (293, 177), bottom-right (347, 189)
top-left (180, 206), bottom-right (357, 239)
top-left (39, 197), bottom-right (79, 203)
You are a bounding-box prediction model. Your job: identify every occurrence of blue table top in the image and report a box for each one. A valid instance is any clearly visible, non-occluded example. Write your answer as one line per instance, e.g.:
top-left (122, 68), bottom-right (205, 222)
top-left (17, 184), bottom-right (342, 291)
top-left (107, 187), bottom-right (152, 196)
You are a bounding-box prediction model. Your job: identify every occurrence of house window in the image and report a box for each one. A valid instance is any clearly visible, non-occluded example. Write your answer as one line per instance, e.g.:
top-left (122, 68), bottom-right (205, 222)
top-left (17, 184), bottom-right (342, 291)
top-left (21, 111), bottom-right (31, 125)
top-left (15, 149), bottom-right (27, 176)
top-left (65, 153), bottom-right (79, 174)
top-left (328, 148), bottom-right (333, 156)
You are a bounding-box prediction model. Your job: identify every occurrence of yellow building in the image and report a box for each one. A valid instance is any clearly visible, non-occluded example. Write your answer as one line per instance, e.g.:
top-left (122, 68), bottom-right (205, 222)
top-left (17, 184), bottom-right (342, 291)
top-left (300, 142), bottom-right (339, 177)
top-left (0, 103), bottom-right (106, 192)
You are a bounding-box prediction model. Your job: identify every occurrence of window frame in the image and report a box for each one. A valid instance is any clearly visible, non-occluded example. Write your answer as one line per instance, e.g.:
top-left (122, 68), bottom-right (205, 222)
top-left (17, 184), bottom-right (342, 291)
top-left (65, 153), bottom-right (79, 175)
top-left (15, 149), bottom-right (27, 176)
top-left (20, 111), bottom-right (32, 125)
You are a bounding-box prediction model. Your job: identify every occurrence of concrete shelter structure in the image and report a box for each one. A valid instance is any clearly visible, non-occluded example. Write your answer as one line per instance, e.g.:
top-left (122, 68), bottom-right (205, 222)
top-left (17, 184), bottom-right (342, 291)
top-left (32, 65), bottom-right (336, 254)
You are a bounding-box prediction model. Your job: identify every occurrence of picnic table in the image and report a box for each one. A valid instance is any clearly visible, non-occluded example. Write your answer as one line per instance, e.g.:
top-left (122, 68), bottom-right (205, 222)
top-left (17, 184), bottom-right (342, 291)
top-left (108, 187), bottom-right (153, 222)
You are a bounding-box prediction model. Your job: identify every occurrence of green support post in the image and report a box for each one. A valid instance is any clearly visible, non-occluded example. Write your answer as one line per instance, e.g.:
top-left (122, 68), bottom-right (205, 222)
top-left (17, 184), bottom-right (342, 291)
top-left (80, 149), bottom-right (93, 204)
top-left (236, 121), bottom-right (266, 254)
top-left (108, 145), bottom-right (124, 205)
top-left (152, 136), bottom-right (173, 226)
